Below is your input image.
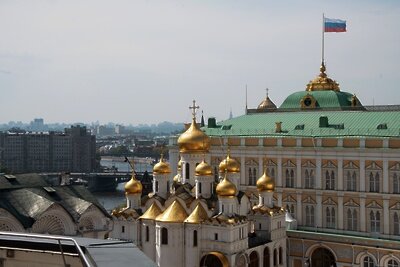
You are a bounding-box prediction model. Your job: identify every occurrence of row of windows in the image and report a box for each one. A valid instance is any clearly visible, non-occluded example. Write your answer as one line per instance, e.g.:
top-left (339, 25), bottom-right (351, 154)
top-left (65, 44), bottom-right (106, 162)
top-left (288, 204), bottom-right (400, 234)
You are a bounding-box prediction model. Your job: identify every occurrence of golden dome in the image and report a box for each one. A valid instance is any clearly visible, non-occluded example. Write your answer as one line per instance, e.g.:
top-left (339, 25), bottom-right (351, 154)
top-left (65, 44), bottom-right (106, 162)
top-left (184, 203), bottom-right (209, 224)
top-left (139, 202), bottom-right (162, 220)
top-left (219, 151), bottom-right (240, 173)
top-left (177, 118), bottom-right (210, 153)
top-left (256, 169), bottom-right (275, 192)
top-left (306, 62), bottom-right (340, 92)
top-left (124, 172), bottom-right (143, 195)
top-left (195, 160), bottom-right (213, 176)
top-left (153, 155), bottom-right (171, 175)
top-left (257, 94), bottom-right (277, 110)
top-left (156, 200), bottom-right (188, 223)
top-left (216, 174), bottom-right (237, 198)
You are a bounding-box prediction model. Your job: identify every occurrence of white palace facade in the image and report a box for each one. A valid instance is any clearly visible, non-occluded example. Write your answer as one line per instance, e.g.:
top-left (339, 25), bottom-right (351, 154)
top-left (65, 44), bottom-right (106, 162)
top-left (112, 62), bottom-right (400, 267)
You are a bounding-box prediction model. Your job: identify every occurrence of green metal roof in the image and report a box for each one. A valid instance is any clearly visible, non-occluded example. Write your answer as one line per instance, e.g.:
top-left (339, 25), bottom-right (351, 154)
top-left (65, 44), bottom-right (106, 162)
top-left (279, 90), bottom-right (356, 109)
top-left (204, 109), bottom-right (400, 138)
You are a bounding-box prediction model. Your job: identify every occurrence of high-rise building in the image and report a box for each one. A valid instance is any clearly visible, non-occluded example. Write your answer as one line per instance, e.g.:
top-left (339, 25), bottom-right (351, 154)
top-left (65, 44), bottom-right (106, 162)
top-left (0, 125), bottom-right (96, 173)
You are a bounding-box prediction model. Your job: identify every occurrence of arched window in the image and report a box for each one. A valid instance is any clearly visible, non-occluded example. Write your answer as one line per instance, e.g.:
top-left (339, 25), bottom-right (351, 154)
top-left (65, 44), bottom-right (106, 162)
top-left (306, 206), bottom-right (315, 226)
top-left (161, 227), bottom-right (168, 245)
top-left (273, 249), bottom-right (277, 266)
top-left (326, 207), bottom-right (335, 228)
top-left (198, 183), bottom-right (202, 194)
top-left (347, 209), bottom-right (358, 231)
top-left (394, 173), bottom-right (400, 193)
top-left (253, 168), bottom-right (257, 184)
top-left (363, 256), bottom-right (375, 267)
top-left (305, 170), bottom-right (310, 188)
top-left (278, 247), bottom-right (283, 265)
top-left (271, 168), bottom-right (275, 178)
top-left (214, 167), bottom-right (218, 181)
top-left (285, 170), bottom-right (290, 187)
top-left (388, 259), bottom-right (399, 267)
top-left (325, 171), bottom-right (330, 190)
top-left (193, 230), bottom-right (197, 247)
top-left (394, 212), bottom-right (400, 235)
top-left (263, 247), bottom-right (270, 267)
top-left (369, 172), bottom-right (379, 193)
top-left (146, 226), bottom-right (149, 241)
top-left (310, 170), bottom-right (315, 188)
top-left (351, 172), bottom-right (357, 191)
top-left (249, 168), bottom-right (253, 185)
top-left (290, 169), bottom-right (295, 187)
top-left (370, 211), bottom-right (380, 233)
top-left (185, 163), bottom-right (190, 180)
top-left (155, 181), bottom-right (159, 192)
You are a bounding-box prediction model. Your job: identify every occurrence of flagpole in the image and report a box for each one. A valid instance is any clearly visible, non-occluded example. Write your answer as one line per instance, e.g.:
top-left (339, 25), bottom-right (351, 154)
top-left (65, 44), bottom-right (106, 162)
top-left (322, 13), bottom-right (325, 64)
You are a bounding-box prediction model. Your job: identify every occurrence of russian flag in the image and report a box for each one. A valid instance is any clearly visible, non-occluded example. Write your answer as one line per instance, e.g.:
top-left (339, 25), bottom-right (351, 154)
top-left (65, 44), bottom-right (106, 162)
top-left (324, 18), bottom-right (346, 32)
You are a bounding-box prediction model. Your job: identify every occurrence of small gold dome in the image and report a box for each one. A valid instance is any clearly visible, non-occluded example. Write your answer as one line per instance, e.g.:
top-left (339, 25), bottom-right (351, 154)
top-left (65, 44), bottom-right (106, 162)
top-left (219, 151), bottom-right (240, 173)
top-left (124, 172), bottom-right (143, 195)
top-left (177, 118), bottom-right (210, 153)
top-left (256, 169), bottom-right (275, 192)
top-left (153, 155), bottom-right (171, 175)
top-left (216, 174), bottom-right (237, 197)
top-left (257, 96), bottom-right (277, 110)
top-left (184, 203), bottom-right (209, 224)
top-left (306, 62), bottom-right (340, 92)
top-left (195, 160), bottom-right (213, 176)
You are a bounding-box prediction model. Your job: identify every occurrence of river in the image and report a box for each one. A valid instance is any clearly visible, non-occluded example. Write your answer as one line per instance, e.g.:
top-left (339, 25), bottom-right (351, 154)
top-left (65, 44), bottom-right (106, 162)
top-left (93, 157), bottom-right (154, 212)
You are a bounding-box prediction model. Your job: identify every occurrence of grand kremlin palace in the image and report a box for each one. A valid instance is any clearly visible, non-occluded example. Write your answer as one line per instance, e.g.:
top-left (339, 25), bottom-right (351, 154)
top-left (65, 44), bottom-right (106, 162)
top-left (111, 62), bottom-right (400, 267)
top-left (168, 62), bottom-right (400, 267)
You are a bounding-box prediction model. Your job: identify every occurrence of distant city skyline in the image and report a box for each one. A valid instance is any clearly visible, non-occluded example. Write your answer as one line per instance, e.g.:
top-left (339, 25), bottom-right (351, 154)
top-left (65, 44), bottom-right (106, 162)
top-left (0, 0), bottom-right (399, 124)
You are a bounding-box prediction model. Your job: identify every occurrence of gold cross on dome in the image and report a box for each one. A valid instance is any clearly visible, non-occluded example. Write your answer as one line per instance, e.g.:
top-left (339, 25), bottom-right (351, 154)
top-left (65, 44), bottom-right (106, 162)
top-left (189, 100), bottom-right (200, 119)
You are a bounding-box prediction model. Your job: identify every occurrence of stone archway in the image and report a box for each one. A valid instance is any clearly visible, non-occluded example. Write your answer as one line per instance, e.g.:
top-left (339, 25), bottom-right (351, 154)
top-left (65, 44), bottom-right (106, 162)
top-left (311, 247), bottom-right (336, 267)
top-left (249, 251), bottom-right (259, 267)
top-left (263, 247), bottom-right (270, 267)
top-left (200, 252), bottom-right (229, 267)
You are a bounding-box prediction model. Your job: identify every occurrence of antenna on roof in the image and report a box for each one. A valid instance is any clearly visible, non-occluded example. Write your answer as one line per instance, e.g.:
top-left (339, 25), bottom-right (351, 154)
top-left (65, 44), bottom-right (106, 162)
top-left (245, 84), bottom-right (248, 114)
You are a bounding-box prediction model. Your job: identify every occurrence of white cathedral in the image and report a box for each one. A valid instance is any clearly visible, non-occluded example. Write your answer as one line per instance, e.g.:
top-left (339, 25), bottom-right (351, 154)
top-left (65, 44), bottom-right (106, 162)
top-left (111, 107), bottom-right (287, 267)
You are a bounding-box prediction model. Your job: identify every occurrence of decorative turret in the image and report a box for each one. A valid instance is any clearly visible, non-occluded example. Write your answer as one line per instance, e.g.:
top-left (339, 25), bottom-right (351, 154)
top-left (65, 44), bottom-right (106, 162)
top-left (306, 62), bottom-right (340, 92)
top-left (152, 154), bottom-right (172, 199)
top-left (194, 159), bottom-right (214, 198)
top-left (177, 100), bottom-right (210, 153)
top-left (218, 149), bottom-right (240, 174)
top-left (124, 164), bottom-right (143, 209)
top-left (256, 168), bottom-right (275, 208)
top-left (216, 173), bottom-right (237, 198)
top-left (257, 88), bottom-right (277, 111)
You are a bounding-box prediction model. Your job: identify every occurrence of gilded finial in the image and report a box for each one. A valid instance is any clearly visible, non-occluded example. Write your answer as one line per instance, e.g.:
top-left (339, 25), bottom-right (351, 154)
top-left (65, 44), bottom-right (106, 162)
top-left (189, 100), bottom-right (200, 121)
top-left (306, 61), bottom-right (340, 92)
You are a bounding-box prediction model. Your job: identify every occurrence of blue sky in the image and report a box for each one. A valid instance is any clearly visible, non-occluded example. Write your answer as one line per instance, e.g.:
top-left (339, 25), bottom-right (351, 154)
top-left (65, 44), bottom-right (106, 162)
top-left (0, 0), bottom-right (399, 124)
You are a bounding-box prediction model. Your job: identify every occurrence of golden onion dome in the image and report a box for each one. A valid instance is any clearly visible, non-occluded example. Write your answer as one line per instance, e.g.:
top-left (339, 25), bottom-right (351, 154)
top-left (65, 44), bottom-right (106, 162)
top-left (256, 169), bottom-right (275, 192)
top-left (124, 172), bottom-right (143, 195)
top-left (156, 200), bottom-right (188, 223)
top-left (177, 118), bottom-right (210, 153)
top-left (216, 174), bottom-right (237, 198)
top-left (306, 62), bottom-right (340, 92)
top-left (219, 152), bottom-right (240, 173)
top-left (257, 95), bottom-right (277, 110)
top-left (195, 160), bottom-right (213, 176)
top-left (153, 155), bottom-right (171, 175)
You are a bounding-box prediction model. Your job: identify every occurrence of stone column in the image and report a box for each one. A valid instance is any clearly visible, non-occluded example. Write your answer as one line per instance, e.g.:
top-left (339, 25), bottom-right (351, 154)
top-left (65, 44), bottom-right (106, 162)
top-left (240, 156), bottom-right (246, 186)
top-left (383, 198), bottom-right (390, 235)
top-left (316, 157), bottom-right (322, 190)
top-left (296, 158), bottom-right (302, 188)
top-left (316, 193), bottom-right (322, 228)
top-left (296, 192), bottom-right (302, 224)
top-left (338, 194), bottom-right (344, 229)
top-left (338, 159), bottom-right (343, 191)
top-left (360, 160), bottom-right (366, 192)
top-left (360, 196), bottom-right (366, 232)
top-left (383, 160), bottom-right (389, 193)
top-left (277, 157), bottom-right (282, 187)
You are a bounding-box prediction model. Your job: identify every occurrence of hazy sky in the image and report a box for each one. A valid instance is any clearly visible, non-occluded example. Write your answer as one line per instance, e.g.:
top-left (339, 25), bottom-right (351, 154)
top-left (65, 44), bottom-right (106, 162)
top-left (0, 0), bottom-right (399, 125)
